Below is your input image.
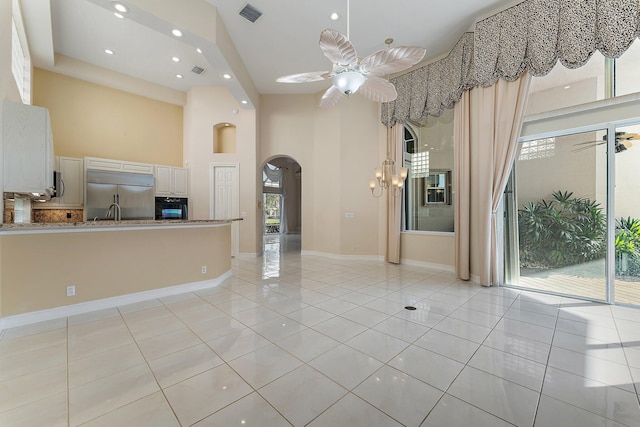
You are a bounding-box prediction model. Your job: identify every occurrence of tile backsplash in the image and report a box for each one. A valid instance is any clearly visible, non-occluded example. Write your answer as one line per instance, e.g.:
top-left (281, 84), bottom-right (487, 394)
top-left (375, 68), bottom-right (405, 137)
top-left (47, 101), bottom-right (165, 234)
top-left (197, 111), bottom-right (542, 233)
top-left (34, 209), bottom-right (84, 223)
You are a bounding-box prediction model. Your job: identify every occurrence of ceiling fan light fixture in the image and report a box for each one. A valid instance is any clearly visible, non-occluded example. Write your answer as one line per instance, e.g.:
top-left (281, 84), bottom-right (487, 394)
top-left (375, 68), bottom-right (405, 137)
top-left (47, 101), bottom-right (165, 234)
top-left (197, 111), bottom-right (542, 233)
top-left (332, 71), bottom-right (365, 95)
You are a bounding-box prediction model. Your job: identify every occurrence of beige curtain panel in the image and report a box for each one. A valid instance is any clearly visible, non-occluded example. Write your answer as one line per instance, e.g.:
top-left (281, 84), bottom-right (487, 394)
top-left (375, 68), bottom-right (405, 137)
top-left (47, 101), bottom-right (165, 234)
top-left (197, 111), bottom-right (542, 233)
top-left (386, 124), bottom-right (403, 264)
top-left (453, 90), bottom-right (472, 281)
top-left (453, 73), bottom-right (531, 285)
top-left (381, 0), bottom-right (640, 125)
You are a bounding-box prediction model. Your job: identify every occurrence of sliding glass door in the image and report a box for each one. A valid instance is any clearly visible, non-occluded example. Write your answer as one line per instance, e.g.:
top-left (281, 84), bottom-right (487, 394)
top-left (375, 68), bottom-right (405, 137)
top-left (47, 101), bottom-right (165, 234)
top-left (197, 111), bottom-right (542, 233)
top-left (614, 124), bottom-right (640, 305)
top-left (504, 120), bottom-right (640, 306)
top-left (505, 129), bottom-right (608, 301)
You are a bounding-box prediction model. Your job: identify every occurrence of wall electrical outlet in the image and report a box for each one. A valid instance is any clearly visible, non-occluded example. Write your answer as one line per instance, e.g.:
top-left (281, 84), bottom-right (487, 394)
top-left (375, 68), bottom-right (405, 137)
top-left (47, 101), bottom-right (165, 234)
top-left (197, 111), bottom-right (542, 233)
top-left (66, 286), bottom-right (76, 297)
top-left (201, 266), bottom-right (207, 274)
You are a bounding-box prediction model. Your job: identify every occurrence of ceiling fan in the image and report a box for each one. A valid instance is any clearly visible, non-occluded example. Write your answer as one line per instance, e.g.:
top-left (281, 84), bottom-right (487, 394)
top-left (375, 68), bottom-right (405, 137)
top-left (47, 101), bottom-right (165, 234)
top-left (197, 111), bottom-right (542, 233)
top-left (276, 1), bottom-right (426, 108)
top-left (572, 132), bottom-right (639, 153)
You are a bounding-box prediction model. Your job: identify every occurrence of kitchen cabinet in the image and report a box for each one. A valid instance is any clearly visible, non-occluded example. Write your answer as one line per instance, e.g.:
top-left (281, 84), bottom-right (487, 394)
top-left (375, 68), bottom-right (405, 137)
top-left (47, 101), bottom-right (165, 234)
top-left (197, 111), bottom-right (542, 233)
top-left (85, 157), bottom-right (154, 175)
top-left (58, 157), bottom-right (84, 206)
top-left (155, 165), bottom-right (188, 197)
top-left (3, 101), bottom-right (54, 197)
top-left (39, 157), bottom-right (84, 207)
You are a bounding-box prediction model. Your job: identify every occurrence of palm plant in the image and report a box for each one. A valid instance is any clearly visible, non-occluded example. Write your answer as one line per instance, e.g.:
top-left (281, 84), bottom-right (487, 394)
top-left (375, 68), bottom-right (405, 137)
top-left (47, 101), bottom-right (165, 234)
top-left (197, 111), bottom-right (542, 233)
top-left (615, 217), bottom-right (640, 275)
top-left (518, 191), bottom-right (606, 268)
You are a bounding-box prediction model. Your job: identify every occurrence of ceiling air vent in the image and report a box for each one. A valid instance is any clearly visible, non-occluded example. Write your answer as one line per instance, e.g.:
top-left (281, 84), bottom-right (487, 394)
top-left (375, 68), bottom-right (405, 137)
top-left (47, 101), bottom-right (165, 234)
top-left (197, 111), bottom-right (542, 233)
top-left (191, 66), bottom-right (205, 75)
top-left (239, 3), bottom-right (262, 23)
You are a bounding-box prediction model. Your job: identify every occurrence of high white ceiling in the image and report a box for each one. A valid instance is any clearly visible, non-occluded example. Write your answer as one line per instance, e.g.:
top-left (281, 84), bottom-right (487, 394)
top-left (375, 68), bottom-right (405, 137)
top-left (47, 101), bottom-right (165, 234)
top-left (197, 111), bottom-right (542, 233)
top-left (24, 0), bottom-right (516, 103)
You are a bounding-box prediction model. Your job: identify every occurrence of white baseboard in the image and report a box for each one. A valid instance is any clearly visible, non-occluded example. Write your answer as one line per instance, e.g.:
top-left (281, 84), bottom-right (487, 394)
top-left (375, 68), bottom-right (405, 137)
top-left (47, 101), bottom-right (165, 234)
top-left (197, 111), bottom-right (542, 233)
top-left (0, 270), bottom-right (233, 331)
top-left (400, 258), bottom-right (455, 272)
top-left (301, 250), bottom-right (385, 262)
top-left (238, 253), bottom-right (258, 259)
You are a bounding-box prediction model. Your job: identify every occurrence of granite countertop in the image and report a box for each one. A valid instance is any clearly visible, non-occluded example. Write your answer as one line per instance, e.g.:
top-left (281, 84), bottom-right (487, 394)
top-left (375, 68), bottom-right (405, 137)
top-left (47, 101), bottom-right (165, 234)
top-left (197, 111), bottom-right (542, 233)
top-left (0, 218), bottom-right (242, 231)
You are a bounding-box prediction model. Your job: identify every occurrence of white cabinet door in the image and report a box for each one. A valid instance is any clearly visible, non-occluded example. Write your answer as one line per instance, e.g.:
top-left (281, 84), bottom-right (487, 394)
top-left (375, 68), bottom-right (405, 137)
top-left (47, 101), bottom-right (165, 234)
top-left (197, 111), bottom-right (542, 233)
top-left (154, 166), bottom-right (188, 197)
top-left (85, 157), bottom-right (154, 174)
top-left (172, 167), bottom-right (189, 196)
top-left (155, 165), bottom-right (172, 196)
top-left (59, 157), bottom-right (84, 206)
top-left (85, 157), bottom-right (123, 172)
top-left (3, 101), bottom-right (54, 194)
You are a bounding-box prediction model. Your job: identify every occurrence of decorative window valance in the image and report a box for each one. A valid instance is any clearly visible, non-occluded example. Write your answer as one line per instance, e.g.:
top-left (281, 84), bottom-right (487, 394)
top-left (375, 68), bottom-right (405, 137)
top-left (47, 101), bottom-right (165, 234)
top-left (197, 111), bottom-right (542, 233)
top-left (263, 163), bottom-right (283, 182)
top-left (382, 0), bottom-right (640, 126)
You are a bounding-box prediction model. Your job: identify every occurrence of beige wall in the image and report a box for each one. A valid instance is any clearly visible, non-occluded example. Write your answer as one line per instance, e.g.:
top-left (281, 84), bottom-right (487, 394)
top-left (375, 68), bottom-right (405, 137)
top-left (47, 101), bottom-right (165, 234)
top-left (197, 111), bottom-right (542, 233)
top-left (1, 0), bottom-right (24, 313)
top-left (0, 225), bottom-right (231, 316)
top-left (401, 233), bottom-right (455, 269)
top-left (259, 94), bottom-right (383, 256)
top-left (33, 68), bottom-right (184, 166)
top-left (183, 86), bottom-right (257, 254)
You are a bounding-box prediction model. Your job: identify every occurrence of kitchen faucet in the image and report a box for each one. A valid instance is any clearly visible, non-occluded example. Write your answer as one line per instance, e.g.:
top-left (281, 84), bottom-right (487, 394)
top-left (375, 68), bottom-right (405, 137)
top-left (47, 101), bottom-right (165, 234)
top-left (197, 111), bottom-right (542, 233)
top-left (106, 202), bottom-right (121, 222)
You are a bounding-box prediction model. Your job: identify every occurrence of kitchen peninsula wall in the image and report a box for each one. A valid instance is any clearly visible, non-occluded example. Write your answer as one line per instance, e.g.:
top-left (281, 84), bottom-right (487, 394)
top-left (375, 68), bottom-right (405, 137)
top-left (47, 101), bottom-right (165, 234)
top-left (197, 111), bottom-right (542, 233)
top-left (33, 68), bottom-right (184, 166)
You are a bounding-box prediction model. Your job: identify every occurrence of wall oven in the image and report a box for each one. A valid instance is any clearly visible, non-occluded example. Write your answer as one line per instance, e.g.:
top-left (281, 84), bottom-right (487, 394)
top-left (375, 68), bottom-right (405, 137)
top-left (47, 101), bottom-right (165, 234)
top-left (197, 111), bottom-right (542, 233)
top-left (155, 197), bottom-right (188, 220)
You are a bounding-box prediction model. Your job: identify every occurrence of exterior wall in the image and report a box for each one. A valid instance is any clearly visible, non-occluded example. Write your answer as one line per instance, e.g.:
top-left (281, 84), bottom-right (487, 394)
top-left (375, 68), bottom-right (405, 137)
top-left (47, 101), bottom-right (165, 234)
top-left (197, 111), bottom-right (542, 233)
top-left (0, 225), bottom-right (231, 316)
top-left (183, 86), bottom-right (257, 254)
top-left (33, 68), bottom-right (184, 166)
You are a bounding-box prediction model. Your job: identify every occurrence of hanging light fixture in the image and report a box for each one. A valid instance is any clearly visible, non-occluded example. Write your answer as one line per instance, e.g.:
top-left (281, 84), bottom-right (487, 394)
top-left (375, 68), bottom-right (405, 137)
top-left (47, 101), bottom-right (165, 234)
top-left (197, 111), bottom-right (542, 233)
top-left (370, 127), bottom-right (408, 198)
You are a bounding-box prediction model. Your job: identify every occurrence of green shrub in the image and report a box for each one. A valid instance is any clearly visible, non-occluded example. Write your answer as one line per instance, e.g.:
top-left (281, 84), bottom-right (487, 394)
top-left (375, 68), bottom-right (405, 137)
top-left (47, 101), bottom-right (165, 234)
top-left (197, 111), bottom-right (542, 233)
top-left (615, 217), bottom-right (640, 276)
top-left (518, 190), bottom-right (606, 268)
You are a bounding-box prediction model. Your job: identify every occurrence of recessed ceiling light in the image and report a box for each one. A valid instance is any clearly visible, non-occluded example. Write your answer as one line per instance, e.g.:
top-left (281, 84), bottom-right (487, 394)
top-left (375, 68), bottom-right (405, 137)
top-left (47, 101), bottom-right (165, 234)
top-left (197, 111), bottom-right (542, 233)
top-left (564, 85), bottom-right (571, 89)
top-left (112, 2), bottom-right (127, 13)
top-left (104, 49), bottom-right (115, 55)
top-left (114, 12), bottom-right (124, 19)
top-left (172, 29), bottom-right (182, 37)
top-left (196, 48), bottom-right (202, 54)
top-left (241, 100), bottom-right (248, 104)
top-left (176, 74), bottom-right (184, 79)
top-left (171, 56), bottom-right (180, 62)
top-left (222, 73), bottom-right (232, 80)
top-left (330, 12), bottom-right (339, 20)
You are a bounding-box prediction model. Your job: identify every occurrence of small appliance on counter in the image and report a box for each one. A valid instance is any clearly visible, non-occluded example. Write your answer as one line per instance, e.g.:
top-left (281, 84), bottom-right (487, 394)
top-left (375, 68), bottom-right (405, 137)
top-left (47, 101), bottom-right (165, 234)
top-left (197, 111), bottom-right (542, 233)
top-left (155, 197), bottom-right (188, 220)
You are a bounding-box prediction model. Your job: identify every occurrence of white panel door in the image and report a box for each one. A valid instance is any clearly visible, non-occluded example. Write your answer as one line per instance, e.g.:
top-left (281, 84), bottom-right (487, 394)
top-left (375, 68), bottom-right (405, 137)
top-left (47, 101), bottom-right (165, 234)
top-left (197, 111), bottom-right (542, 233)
top-left (211, 164), bottom-right (239, 257)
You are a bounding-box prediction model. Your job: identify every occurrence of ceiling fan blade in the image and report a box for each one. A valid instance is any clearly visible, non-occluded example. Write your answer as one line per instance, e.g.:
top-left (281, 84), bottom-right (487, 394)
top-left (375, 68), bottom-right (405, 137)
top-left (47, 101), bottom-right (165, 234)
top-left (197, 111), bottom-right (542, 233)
top-left (319, 85), bottom-right (346, 109)
top-left (276, 71), bottom-right (331, 83)
top-left (319, 29), bottom-right (358, 66)
top-left (358, 75), bottom-right (398, 103)
top-left (573, 140), bottom-right (603, 146)
top-left (618, 133), bottom-right (640, 140)
top-left (621, 140), bottom-right (633, 148)
top-left (360, 46), bottom-right (426, 76)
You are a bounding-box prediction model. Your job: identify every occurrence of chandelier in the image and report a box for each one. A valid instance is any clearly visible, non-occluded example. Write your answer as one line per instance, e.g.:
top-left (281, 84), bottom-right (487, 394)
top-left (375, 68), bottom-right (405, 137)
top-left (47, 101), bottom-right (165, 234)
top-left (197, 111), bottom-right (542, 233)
top-left (370, 126), bottom-right (408, 198)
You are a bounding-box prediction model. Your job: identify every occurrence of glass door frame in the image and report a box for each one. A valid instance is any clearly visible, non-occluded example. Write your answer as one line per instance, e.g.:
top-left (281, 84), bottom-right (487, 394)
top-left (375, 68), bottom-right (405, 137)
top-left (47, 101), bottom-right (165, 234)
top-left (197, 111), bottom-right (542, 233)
top-left (503, 95), bottom-right (640, 305)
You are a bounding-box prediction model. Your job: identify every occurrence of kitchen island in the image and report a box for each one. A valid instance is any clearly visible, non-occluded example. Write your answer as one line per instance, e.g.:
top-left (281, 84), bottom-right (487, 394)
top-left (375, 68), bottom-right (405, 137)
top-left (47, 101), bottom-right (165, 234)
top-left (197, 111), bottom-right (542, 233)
top-left (0, 219), bottom-right (239, 328)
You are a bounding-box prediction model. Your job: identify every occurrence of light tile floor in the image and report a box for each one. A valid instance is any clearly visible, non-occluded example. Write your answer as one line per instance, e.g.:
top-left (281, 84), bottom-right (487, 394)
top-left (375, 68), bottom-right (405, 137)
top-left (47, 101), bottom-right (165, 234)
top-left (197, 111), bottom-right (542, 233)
top-left (1, 238), bottom-right (640, 426)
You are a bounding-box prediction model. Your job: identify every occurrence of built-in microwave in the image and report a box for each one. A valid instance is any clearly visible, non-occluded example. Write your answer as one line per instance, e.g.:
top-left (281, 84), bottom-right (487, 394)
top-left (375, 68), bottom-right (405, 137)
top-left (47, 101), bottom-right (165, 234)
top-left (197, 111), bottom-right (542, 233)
top-left (155, 197), bottom-right (188, 220)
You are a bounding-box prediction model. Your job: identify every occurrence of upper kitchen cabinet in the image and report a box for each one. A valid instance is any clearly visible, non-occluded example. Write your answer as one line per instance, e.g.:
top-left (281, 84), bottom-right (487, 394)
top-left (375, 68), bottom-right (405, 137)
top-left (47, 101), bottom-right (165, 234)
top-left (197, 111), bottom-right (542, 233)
top-left (57, 157), bottom-right (84, 206)
top-left (3, 101), bottom-right (55, 197)
top-left (155, 166), bottom-right (188, 197)
top-left (37, 156), bottom-right (84, 208)
top-left (85, 157), bottom-right (154, 175)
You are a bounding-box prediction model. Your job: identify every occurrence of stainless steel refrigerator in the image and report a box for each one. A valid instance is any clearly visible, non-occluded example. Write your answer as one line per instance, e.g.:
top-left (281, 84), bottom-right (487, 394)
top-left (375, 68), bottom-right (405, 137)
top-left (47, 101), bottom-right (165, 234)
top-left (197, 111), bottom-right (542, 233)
top-left (86, 170), bottom-right (154, 220)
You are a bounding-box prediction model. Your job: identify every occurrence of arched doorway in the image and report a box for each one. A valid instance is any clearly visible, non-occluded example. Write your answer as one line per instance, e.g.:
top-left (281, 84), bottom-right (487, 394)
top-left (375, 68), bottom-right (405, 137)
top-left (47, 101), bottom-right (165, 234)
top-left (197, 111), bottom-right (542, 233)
top-left (261, 156), bottom-right (302, 255)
